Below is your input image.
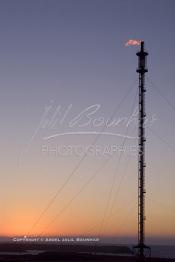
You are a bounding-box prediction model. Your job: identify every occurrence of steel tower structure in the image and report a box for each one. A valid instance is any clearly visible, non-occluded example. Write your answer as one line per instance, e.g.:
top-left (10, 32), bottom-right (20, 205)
top-left (134, 41), bottom-right (151, 260)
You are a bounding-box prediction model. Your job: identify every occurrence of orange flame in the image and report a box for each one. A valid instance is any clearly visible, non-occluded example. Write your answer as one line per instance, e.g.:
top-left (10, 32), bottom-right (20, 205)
top-left (125, 39), bottom-right (141, 47)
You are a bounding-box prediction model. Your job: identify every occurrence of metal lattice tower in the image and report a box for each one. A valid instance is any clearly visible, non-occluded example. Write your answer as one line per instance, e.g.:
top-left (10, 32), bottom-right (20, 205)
top-left (133, 41), bottom-right (151, 260)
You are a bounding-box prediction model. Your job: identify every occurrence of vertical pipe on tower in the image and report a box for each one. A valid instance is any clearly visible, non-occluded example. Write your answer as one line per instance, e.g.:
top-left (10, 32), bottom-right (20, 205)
top-left (136, 41), bottom-right (149, 260)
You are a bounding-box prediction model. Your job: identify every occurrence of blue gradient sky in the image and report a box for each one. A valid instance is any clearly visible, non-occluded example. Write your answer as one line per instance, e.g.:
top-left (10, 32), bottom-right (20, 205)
top-left (0, 0), bottom-right (175, 244)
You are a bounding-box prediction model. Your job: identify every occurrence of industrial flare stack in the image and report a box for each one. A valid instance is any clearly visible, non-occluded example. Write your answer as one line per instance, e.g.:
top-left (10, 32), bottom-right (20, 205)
top-left (133, 41), bottom-right (151, 260)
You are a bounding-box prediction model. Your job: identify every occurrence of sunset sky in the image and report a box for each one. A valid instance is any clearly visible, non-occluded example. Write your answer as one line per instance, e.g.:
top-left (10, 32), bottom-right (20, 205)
top-left (0, 0), bottom-right (175, 244)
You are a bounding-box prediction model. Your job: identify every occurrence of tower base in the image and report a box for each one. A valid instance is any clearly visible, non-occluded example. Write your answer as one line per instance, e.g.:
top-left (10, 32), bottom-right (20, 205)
top-left (133, 244), bottom-right (151, 261)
